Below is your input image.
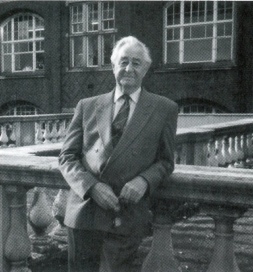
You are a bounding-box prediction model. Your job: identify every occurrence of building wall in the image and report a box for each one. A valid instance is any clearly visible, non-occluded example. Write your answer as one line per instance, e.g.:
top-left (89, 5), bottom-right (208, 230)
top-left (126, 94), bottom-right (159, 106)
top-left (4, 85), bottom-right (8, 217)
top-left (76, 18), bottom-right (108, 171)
top-left (0, 1), bottom-right (62, 113)
top-left (0, 1), bottom-right (252, 114)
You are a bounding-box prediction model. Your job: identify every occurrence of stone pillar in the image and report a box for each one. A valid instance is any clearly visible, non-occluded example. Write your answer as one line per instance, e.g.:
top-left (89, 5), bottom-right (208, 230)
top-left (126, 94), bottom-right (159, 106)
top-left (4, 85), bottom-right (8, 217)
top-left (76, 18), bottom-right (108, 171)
top-left (28, 187), bottom-right (54, 254)
top-left (50, 189), bottom-right (68, 246)
top-left (4, 186), bottom-right (31, 272)
top-left (141, 200), bottom-right (182, 272)
top-left (0, 185), bottom-right (10, 272)
top-left (202, 205), bottom-right (246, 272)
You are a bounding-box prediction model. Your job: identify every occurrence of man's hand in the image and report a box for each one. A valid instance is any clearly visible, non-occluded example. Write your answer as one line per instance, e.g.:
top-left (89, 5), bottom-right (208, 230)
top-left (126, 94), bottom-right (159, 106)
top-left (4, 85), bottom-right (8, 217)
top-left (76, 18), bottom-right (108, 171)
top-left (119, 176), bottom-right (148, 204)
top-left (90, 182), bottom-right (120, 212)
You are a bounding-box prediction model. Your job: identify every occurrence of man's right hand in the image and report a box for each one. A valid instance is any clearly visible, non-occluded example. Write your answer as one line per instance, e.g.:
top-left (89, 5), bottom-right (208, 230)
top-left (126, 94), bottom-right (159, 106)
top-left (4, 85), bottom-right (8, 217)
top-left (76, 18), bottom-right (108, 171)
top-left (90, 182), bottom-right (120, 212)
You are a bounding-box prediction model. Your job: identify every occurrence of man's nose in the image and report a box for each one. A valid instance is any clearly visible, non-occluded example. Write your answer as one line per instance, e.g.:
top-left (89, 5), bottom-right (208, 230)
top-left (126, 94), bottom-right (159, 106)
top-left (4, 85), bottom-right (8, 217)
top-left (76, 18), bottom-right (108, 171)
top-left (125, 62), bottom-right (134, 72)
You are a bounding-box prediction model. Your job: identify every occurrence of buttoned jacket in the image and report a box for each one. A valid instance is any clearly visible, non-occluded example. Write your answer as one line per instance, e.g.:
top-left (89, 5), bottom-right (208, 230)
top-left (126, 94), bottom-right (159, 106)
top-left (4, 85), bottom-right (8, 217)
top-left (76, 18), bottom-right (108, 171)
top-left (59, 89), bottom-right (178, 235)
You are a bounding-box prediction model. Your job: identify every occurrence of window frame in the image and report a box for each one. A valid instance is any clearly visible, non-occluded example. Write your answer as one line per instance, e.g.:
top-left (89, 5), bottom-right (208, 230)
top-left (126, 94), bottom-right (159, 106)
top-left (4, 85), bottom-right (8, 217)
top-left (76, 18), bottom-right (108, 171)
top-left (163, 1), bottom-right (236, 67)
top-left (69, 1), bottom-right (117, 70)
top-left (0, 13), bottom-right (45, 75)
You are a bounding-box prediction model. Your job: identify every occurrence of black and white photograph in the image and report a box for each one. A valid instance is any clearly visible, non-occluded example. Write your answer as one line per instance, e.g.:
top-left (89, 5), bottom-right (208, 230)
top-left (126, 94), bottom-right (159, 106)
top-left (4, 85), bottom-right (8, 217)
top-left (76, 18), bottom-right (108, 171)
top-left (0, 1), bottom-right (253, 271)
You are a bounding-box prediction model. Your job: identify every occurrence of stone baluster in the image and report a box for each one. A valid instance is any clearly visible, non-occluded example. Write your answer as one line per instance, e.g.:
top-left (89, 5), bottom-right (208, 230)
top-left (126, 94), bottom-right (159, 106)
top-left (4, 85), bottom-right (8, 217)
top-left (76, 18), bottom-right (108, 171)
top-left (57, 120), bottom-right (65, 142)
top-left (62, 119), bottom-right (68, 140)
top-left (4, 186), bottom-right (31, 272)
top-left (246, 133), bottom-right (253, 167)
top-left (0, 124), bottom-right (9, 148)
top-left (207, 139), bottom-right (218, 167)
top-left (141, 200), bottom-right (182, 272)
top-left (43, 122), bottom-right (52, 144)
top-left (50, 189), bottom-right (69, 247)
top-left (228, 136), bottom-right (236, 167)
top-left (8, 123), bottom-right (16, 147)
top-left (202, 205), bottom-right (246, 272)
top-left (35, 122), bottom-right (44, 144)
top-left (215, 139), bottom-right (223, 167)
top-left (175, 144), bottom-right (182, 164)
top-left (224, 136), bottom-right (231, 167)
top-left (234, 135), bottom-right (244, 168)
top-left (50, 121), bottom-right (58, 143)
top-left (28, 187), bottom-right (54, 254)
top-left (217, 137), bottom-right (229, 167)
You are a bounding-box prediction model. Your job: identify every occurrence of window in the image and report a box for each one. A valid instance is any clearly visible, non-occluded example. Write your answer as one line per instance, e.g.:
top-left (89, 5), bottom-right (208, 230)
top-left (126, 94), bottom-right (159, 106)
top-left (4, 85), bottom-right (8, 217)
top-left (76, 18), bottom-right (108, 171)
top-left (164, 1), bottom-right (234, 64)
top-left (1, 13), bottom-right (45, 73)
top-left (0, 101), bottom-right (41, 116)
top-left (69, 1), bottom-right (116, 68)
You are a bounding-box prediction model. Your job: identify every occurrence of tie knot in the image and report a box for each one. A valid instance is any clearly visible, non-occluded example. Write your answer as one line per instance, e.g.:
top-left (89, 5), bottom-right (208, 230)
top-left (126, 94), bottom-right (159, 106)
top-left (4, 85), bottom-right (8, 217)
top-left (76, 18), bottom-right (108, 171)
top-left (121, 94), bottom-right (130, 102)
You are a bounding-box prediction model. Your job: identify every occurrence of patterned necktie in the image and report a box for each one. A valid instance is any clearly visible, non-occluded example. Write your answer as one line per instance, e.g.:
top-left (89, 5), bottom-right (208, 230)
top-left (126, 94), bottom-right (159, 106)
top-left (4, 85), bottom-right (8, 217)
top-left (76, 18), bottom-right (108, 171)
top-left (111, 94), bottom-right (130, 147)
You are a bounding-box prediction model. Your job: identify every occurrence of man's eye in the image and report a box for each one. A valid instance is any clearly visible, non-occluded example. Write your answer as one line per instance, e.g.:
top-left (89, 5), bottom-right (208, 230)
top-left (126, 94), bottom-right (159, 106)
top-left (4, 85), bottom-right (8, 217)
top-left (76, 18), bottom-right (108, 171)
top-left (120, 61), bottom-right (128, 66)
top-left (133, 62), bottom-right (140, 67)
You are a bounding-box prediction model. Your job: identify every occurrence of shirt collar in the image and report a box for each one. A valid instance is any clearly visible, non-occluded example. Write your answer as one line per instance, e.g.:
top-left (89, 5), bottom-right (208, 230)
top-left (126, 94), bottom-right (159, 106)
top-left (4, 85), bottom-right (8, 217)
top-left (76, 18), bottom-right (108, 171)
top-left (114, 87), bottom-right (142, 104)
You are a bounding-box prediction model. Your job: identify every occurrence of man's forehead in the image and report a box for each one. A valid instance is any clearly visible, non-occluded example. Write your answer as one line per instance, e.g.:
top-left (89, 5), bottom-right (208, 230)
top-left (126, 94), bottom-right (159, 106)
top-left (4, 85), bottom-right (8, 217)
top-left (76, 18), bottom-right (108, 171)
top-left (118, 45), bottom-right (144, 60)
top-left (120, 56), bottom-right (142, 61)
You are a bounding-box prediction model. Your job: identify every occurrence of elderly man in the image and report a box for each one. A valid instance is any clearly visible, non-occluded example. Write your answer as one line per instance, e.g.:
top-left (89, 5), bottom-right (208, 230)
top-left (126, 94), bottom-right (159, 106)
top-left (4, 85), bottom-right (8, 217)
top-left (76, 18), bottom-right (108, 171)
top-left (59, 36), bottom-right (178, 272)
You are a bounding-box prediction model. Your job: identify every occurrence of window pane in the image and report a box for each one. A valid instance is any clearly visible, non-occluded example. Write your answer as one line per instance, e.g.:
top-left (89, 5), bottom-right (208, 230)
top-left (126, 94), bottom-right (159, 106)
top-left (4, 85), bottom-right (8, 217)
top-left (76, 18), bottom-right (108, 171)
top-left (184, 39), bottom-right (212, 62)
top-left (206, 1), bottom-right (214, 19)
top-left (36, 53), bottom-right (44, 70)
top-left (3, 22), bottom-right (12, 41)
top-left (217, 38), bottom-right (231, 60)
top-left (103, 34), bottom-right (114, 65)
top-left (88, 3), bottom-right (99, 31)
top-left (191, 25), bottom-right (206, 38)
top-left (15, 53), bottom-right (33, 71)
top-left (72, 36), bottom-right (84, 67)
top-left (88, 36), bottom-right (98, 66)
top-left (14, 42), bottom-right (29, 52)
top-left (3, 43), bottom-right (11, 54)
top-left (36, 41), bottom-right (44, 51)
top-left (3, 55), bottom-right (12, 72)
top-left (166, 42), bottom-right (179, 63)
top-left (184, 2), bottom-right (191, 24)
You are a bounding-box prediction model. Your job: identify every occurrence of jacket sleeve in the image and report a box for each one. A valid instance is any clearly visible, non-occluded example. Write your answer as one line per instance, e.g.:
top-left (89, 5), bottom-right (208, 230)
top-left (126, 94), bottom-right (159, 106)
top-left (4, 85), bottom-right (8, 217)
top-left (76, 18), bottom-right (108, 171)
top-left (139, 102), bottom-right (178, 196)
top-left (58, 100), bottom-right (100, 200)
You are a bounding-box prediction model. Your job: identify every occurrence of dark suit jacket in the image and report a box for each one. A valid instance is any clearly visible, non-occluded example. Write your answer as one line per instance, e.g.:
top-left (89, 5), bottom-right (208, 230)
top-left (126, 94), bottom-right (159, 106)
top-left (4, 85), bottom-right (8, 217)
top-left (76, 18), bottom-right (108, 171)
top-left (59, 89), bottom-right (178, 236)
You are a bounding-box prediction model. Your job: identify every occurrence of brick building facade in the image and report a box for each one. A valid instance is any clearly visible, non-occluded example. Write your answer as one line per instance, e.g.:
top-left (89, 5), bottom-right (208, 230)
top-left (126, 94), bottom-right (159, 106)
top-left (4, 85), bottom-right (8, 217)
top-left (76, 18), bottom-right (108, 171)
top-left (0, 1), bottom-right (252, 115)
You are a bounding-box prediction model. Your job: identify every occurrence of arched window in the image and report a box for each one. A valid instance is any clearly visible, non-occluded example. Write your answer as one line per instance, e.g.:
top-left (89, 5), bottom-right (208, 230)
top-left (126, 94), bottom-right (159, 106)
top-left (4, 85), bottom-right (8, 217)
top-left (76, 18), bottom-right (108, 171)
top-left (1, 13), bottom-right (45, 73)
top-left (178, 99), bottom-right (228, 114)
top-left (164, 1), bottom-right (234, 64)
top-left (0, 101), bottom-right (42, 116)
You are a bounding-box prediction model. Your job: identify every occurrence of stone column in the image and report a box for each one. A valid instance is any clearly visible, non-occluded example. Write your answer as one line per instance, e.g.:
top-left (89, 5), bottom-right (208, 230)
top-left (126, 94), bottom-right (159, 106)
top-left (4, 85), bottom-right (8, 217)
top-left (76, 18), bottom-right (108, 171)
top-left (28, 187), bottom-right (54, 254)
top-left (202, 205), bottom-right (246, 272)
top-left (4, 186), bottom-right (31, 272)
top-left (141, 199), bottom-right (182, 272)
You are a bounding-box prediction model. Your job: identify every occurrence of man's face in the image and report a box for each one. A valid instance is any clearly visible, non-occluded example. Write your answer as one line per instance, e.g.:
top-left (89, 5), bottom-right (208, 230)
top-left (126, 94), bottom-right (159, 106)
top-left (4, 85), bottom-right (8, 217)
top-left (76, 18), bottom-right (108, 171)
top-left (112, 44), bottom-right (150, 94)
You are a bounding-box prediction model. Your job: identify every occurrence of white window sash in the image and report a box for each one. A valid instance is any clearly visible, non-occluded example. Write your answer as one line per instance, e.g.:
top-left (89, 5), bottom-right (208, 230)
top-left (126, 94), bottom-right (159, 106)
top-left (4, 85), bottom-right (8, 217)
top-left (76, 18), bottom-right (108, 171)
top-left (164, 1), bottom-right (234, 64)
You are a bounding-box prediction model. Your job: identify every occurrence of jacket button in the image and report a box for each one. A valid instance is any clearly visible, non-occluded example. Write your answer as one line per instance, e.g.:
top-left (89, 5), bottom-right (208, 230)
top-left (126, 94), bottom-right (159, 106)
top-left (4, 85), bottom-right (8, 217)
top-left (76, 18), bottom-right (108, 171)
top-left (95, 148), bottom-right (99, 153)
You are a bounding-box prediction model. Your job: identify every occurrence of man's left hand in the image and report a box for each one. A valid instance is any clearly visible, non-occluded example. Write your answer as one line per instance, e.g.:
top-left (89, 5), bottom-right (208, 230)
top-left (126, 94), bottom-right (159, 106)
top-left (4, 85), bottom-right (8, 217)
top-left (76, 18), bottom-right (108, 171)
top-left (119, 176), bottom-right (148, 204)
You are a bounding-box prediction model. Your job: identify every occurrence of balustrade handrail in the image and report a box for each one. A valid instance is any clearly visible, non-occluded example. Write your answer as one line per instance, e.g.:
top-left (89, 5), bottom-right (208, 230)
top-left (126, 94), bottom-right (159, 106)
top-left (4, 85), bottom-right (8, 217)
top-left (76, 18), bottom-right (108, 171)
top-left (0, 113), bottom-right (73, 123)
top-left (177, 118), bottom-right (253, 143)
top-left (0, 154), bottom-right (253, 207)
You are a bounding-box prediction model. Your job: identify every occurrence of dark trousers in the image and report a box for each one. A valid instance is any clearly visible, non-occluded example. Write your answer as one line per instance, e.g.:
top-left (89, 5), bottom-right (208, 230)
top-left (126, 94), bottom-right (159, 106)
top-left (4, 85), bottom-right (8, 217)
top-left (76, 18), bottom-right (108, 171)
top-left (67, 227), bottom-right (142, 272)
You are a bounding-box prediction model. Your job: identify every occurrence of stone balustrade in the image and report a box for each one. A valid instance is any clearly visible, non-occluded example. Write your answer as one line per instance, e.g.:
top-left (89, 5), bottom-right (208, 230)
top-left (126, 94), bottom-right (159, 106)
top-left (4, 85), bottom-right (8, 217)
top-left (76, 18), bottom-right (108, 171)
top-left (1, 152), bottom-right (253, 272)
top-left (0, 114), bottom-right (72, 147)
top-left (176, 119), bottom-right (253, 168)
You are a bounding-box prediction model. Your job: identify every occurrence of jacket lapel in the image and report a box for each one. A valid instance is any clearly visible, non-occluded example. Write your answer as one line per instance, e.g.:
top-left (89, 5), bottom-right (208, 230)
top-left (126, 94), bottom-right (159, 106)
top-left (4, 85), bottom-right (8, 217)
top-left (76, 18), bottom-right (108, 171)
top-left (95, 91), bottom-right (114, 156)
top-left (108, 89), bottom-right (157, 165)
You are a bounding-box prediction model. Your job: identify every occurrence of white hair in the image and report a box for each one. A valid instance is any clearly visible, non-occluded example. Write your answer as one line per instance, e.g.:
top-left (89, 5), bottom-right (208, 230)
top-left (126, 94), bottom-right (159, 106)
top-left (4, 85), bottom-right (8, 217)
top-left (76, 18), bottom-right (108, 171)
top-left (110, 36), bottom-right (152, 66)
